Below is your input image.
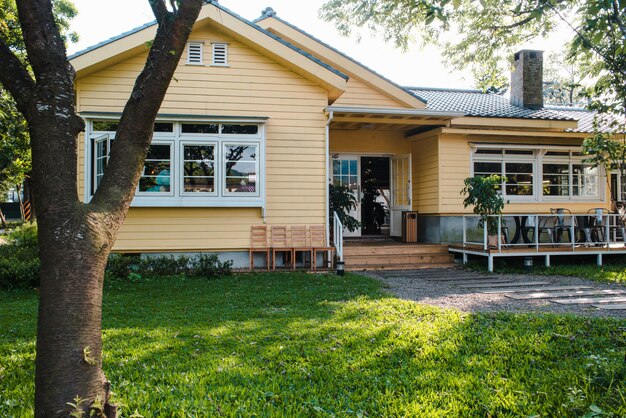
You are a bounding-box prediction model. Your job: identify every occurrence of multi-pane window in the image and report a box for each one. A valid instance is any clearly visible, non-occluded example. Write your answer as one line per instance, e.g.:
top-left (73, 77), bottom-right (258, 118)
top-left (473, 150), bottom-right (535, 199)
top-left (473, 146), bottom-right (602, 201)
top-left (89, 120), bottom-right (262, 204)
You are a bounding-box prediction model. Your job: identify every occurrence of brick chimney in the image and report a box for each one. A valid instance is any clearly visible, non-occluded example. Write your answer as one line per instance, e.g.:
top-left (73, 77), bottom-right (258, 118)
top-left (510, 49), bottom-right (544, 109)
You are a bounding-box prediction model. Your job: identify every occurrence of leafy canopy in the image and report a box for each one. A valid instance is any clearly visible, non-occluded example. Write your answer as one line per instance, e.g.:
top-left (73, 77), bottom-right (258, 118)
top-left (320, 0), bottom-right (626, 114)
top-left (461, 175), bottom-right (506, 233)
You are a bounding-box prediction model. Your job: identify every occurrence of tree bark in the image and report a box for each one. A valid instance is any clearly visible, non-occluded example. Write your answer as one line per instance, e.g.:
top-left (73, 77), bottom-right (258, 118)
top-left (0, 0), bottom-right (204, 416)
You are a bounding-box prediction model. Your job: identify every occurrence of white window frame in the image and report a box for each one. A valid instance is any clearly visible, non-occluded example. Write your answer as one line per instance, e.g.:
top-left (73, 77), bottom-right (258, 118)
top-left (186, 42), bottom-right (204, 65)
top-left (84, 118), bottom-right (266, 208)
top-left (211, 42), bottom-right (228, 66)
top-left (92, 133), bottom-right (112, 194)
top-left (470, 143), bottom-right (605, 203)
top-left (471, 148), bottom-right (537, 202)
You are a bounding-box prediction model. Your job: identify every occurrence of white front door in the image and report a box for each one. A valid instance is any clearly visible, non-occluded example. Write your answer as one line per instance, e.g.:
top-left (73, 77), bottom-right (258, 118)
top-left (390, 155), bottom-right (412, 237)
top-left (332, 155), bottom-right (361, 237)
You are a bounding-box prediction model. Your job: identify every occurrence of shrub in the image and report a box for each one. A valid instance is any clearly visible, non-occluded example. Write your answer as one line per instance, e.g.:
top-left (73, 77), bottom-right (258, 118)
top-left (6, 222), bottom-right (38, 247)
top-left (0, 242), bottom-right (39, 289)
top-left (105, 253), bottom-right (232, 281)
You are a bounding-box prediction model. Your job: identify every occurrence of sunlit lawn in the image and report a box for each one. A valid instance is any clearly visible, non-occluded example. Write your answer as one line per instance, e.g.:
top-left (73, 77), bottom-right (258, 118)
top-left (1, 272), bottom-right (625, 417)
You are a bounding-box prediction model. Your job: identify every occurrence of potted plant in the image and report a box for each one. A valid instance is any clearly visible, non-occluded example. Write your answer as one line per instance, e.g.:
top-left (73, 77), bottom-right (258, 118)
top-left (461, 175), bottom-right (507, 247)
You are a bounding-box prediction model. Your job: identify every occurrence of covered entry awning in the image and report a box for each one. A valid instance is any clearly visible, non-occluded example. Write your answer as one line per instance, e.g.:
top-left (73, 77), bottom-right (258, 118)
top-left (326, 106), bottom-right (465, 133)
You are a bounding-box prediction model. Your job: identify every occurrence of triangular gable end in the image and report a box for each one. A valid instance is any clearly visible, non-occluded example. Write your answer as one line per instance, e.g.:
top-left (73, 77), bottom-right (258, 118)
top-left (70, 1), bottom-right (348, 103)
top-left (255, 12), bottom-right (427, 110)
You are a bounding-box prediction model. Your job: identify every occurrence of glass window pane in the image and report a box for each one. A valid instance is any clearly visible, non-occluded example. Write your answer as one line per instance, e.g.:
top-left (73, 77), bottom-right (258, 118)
top-left (474, 162), bottom-right (501, 175)
top-left (154, 122), bottom-right (174, 132)
top-left (341, 161), bottom-right (348, 175)
top-left (349, 160), bottom-right (357, 175)
top-left (183, 145), bottom-right (215, 193)
top-left (542, 163), bottom-right (569, 196)
top-left (333, 160), bottom-right (340, 175)
top-left (573, 164), bottom-right (598, 197)
top-left (224, 144), bottom-right (257, 194)
top-left (93, 120), bottom-right (118, 131)
top-left (181, 123), bottom-right (218, 134)
top-left (221, 124), bottom-right (258, 135)
top-left (505, 162), bottom-right (533, 196)
top-left (139, 144), bottom-right (171, 193)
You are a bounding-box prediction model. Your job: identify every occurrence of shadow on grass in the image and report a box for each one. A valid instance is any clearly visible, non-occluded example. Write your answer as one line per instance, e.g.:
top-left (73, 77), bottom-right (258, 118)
top-left (1, 272), bottom-right (625, 417)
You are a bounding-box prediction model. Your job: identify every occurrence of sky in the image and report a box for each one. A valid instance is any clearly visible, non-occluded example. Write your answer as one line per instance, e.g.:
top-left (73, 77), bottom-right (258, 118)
top-left (66, 0), bottom-right (574, 89)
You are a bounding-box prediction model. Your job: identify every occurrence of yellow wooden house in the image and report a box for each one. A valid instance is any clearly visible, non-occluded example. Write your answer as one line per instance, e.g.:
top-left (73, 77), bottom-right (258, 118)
top-left (70, 1), bottom-right (618, 269)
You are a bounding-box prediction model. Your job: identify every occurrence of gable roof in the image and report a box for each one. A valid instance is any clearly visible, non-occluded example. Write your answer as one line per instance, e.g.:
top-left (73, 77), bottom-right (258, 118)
top-left (255, 9), bottom-right (427, 109)
top-left (69, 1), bottom-right (348, 102)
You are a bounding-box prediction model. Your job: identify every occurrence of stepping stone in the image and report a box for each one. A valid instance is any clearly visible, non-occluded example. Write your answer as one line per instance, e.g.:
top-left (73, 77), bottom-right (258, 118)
top-left (479, 285), bottom-right (592, 294)
top-left (551, 296), bottom-right (626, 305)
top-left (425, 276), bottom-right (496, 282)
top-left (593, 304), bottom-right (626, 310)
top-left (446, 279), bottom-right (515, 286)
top-left (458, 281), bottom-right (550, 289)
top-left (507, 289), bottom-right (626, 300)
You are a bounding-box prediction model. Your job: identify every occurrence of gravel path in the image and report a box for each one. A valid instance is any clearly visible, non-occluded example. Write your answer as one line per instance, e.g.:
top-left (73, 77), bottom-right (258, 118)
top-left (367, 269), bottom-right (626, 319)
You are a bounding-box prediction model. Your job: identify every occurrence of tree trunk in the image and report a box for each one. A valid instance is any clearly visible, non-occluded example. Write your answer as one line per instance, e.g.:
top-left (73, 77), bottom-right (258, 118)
top-left (35, 215), bottom-right (111, 416)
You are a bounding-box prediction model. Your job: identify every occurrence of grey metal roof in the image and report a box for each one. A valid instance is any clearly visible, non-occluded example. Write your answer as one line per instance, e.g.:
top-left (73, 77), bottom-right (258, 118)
top-left (544, 107), bottom-right (618, 133)
top-left (406, 87), bottom-right (576, 122)
top-left (68, 1), bottom-right (348, 81)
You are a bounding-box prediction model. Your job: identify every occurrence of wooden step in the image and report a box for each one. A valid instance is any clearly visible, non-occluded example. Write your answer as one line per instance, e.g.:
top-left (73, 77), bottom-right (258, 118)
top-left (551, 296), bottom-right (626, 305)
top-left (347, 262), bottom-right (456, 271)
top-left (593, 304), bottom-right (626, 310)
top-left (344, 254), bottom-right (455, 266)
top-left (344, 246), bottom-right (450, 256)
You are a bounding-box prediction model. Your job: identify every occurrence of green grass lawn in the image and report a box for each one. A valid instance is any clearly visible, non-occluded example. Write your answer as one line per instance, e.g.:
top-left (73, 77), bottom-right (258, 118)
top-left (1, 273), bottom-right (625, 417)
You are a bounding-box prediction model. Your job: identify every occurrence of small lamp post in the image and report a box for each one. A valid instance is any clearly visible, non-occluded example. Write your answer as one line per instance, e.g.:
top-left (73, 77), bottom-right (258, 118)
top-left (336, 260), bottom-right (345, 276)
top-left (523, 256), bottom-right (533, 273)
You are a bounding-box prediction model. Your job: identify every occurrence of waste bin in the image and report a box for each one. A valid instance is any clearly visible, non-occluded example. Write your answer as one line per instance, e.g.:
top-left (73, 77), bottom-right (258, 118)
top-left (401, 211), bottom-right (419, 243)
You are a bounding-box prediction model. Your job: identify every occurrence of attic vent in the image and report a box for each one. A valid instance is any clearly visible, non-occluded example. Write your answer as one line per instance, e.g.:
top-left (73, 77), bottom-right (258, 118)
top-left (186, 42), bottom-right (203, 65)
top-left (212, 43), bottom-right (228, 66)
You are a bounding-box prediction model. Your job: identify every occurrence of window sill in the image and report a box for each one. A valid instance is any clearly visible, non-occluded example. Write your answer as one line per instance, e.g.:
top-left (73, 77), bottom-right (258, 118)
top-left (130, 196), bottom-right (263, 208)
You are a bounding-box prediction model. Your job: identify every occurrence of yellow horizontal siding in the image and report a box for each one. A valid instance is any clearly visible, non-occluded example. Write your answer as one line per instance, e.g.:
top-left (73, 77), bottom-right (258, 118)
top-left (411, 136), bottom-right (439, 213)
top-left (329, 130), bottom-right (410, 155)
top-left (77, 26), bottom-right (329, 252)
top-left (333, 77), bottom-right (407, 109)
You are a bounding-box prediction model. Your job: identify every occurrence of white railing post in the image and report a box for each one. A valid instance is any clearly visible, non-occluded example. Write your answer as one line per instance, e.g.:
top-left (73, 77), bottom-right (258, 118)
top-left (535, 215), bottom-right (539, 252)
top-left (497, 215), bottom-right (502, 252)
top-left (333, 212), bottom-right (344, 262)
top-left (605, 214), bottom-right (610, 248)
top-left (571, 214), bottom-right (575, 251)
top-left (483, 218), bottom-right (488, 251)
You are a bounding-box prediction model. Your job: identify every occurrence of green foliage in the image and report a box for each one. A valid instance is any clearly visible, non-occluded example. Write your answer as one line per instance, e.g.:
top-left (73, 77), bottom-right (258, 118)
top-left (329, 183), bottom-right (360, 232)
top-left (320, 0), bottom-right (626, 117)
top-left (1, 273), bottom-right (625, 416)
top-left (105, 253), bottom-right (232, 281)
top-left (461, 175), bottom-right (506, 233)
top-left (6, 222), bottom-right (37, 247)
top-left (0, 223), bottom-right (39, 289)
top-left (583, 128), bottom-right (626, 202)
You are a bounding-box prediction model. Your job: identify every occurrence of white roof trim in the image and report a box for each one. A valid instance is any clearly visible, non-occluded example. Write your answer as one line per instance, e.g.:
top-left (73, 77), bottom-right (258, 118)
top-left (326, 106), bottom-right (465, 118)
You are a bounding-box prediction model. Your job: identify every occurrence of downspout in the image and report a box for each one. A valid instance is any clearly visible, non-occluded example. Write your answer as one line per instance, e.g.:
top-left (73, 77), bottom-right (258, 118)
top-left (325, 110), bottom-right (334, 247)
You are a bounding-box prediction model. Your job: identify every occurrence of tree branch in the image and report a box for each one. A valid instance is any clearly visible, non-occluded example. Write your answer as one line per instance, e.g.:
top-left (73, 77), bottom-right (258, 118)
top-left (149, 0), bottom-right (171, 25)
top-left (0, 37), bottom-right (35, 115)
top-left (91, 0), bottom-right (204, 211)
top-left (611, 0), bottom-right (626, 39)
top-left (15, 0), bottom-right (69, 81)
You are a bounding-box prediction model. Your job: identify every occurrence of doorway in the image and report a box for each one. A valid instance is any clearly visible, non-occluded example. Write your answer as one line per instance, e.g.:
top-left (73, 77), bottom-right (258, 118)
top-left (332, 155), bottom-right (396, 237)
